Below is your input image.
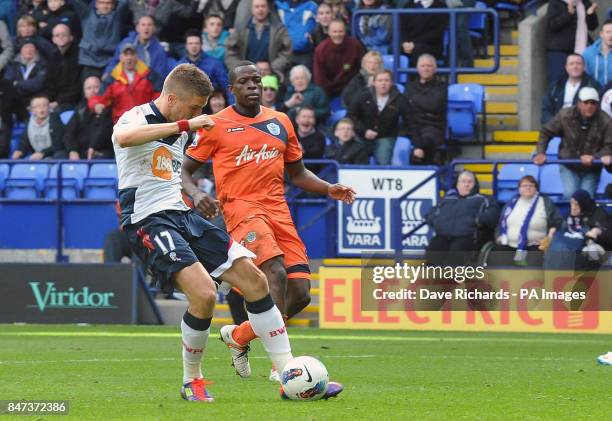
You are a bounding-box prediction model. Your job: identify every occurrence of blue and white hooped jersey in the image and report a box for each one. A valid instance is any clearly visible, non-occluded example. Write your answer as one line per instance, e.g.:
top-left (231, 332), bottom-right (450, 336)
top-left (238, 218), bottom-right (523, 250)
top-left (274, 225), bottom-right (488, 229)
top-left (112, 102), bottom-right (190, 226)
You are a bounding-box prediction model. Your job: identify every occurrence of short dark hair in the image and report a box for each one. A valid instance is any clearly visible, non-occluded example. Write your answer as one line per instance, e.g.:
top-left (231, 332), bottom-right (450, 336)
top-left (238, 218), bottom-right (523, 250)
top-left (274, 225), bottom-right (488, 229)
top-left (566, 53), bottom-right (584, 64)
top-left (602, 18), bottom-right (612, 28)
top-left (329, 19), bottom-right (346, 29)
top-left (374, 69), bottom-right (394, 80)
top-left (229, 60), bottom-right (257, 84)
top-left (163, 63), bottom-right (213, 99)
top-left (296, 105), bottom-right (316, 118)
top-left (184, 28), bottom-right (201, 42)
top-left (204, 13), bottom-right (223, 24)
top-left (518, 175), bottom-right (539, 190)
top-left (137, 14), bottom-right (156, 27)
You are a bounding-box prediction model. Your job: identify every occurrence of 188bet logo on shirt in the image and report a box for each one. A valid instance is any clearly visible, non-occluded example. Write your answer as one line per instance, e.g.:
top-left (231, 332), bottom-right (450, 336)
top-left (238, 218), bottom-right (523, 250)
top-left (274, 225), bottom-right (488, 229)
top-left (152, 146), bottom-right (180, 179)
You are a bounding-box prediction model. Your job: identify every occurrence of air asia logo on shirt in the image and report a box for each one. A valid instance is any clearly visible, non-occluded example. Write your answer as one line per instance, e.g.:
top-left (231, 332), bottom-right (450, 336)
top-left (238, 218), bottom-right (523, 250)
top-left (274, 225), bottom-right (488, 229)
top-left (152, 146), bottom-right (180, 179)
top-left (235, 144), bottom-right (279, 166)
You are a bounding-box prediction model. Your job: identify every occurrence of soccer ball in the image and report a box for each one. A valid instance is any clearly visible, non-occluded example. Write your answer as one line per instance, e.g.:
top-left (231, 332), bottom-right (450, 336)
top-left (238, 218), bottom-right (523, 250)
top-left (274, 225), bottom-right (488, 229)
top-left (280, 356), bottom-right (329, 401)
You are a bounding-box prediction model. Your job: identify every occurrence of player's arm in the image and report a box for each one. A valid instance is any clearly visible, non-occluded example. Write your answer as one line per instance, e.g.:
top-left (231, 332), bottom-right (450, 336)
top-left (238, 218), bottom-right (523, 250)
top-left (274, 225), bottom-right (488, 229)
top-left (181, 156), bottom-right (219, 218)
top-left (114, 114), bottom-right (215, 148)
top-left (285, 160), bottom-right (356, 204)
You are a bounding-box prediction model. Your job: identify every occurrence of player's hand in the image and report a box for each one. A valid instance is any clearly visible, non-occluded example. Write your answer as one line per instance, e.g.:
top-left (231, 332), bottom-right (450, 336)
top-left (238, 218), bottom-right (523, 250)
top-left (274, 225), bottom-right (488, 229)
top-left (193, 191), bottom-right (220, 218)
top-left (533, 153), bottom-right (547, 165)
top-left (580, 154), bottom-right (594, 167)
top-left (328, 183), bottom-right (356, 204)
top-left (189, 114), bottom-right (215, 131)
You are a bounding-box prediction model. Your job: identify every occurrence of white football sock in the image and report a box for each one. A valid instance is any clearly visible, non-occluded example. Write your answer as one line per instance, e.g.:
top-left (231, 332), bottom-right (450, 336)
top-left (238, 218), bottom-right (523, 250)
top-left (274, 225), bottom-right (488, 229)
top-left (247, 294), bottom-right (293, 371)
top-left (181, 313), bottom-right (211, 384)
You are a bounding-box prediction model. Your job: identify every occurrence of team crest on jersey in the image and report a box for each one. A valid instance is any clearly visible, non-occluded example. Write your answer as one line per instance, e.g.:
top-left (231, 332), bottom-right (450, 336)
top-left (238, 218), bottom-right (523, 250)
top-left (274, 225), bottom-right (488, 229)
top-left (266, 122), bottom-right (280, 136)
top-left (245, 231), bottom-right (257, 243)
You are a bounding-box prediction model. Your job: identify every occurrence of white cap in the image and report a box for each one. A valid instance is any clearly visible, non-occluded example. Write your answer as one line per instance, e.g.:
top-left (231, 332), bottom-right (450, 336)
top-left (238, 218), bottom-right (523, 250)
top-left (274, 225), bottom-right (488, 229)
top-left (578, 87), bottom-right (600, 102)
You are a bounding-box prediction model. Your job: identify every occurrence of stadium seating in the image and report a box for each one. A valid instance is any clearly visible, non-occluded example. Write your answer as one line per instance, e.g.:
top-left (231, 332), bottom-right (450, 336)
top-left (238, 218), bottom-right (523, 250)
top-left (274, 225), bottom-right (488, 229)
top-left (447, 83), bottom-right (485, 141)
top-left (84, 163), bottom-right (118, 199)
top-left (391, 136), bottom-right (412, 166)
top-left (545, 137), bottom-right (560, 157)
top-left (59, 110), bottom-right (76, 126)
top-left (496, 163), bottom-right (539, 202)
top-left (382, 54), bottom-right (409, 83)
top-left (597, 167), bottom-right (612, 198)
top-left (0, 163), bottom-right (8, 194)
top-left (469, 2), bottom-right (489, 56)
top-left (328, 97), bottom-right (347, 128)
top-left (4, 163), bottom-right (49, 199)
top-left (538, 164), bottom-right (564, 201)
top-left (44, 163), bottom-right (89, 199)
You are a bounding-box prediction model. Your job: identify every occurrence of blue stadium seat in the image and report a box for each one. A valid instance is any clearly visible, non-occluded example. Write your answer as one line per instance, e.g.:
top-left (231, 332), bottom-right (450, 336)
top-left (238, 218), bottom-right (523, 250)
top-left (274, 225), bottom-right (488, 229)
top-left (539, 164), bottom-right (564, 202)
top-left (44, 163), bottom-right (89, 199)
top-left (496, 163), bottom-right (539, 202)
top-left (391, 136), bottom-right (412, 166)
top-left (545, 137), bottom-right (561, 157)
top-left (382, 54), bottom-right (409, 83)
top-left (447, 100), bottom-right (476, 139)
top-left (84, 163), bottom-right (117, 199)
top-left (597, 167), bottom-right (612, 198)
top-left (329, 96), bottom-right (343, 113)
top-left (395, 83), bottom-right (404, 94)
top-left (0, 163), bottom-right (8, 194)
top-left (449, 83), bottom-right (485, 113)
top-left (4, 163), bottom-right (49, 198)
top-left (59, 109), bottom-right (75, 125)
top-left (328, 108), bottom-right (347, 129)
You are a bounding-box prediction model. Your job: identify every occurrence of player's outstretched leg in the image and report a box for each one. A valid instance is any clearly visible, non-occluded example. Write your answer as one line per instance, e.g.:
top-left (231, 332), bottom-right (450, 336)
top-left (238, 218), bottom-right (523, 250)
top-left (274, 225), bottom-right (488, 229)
top-left (220, 257), bottom-right (294, 376)
top-left (174, 263), bottom-right (217, 402)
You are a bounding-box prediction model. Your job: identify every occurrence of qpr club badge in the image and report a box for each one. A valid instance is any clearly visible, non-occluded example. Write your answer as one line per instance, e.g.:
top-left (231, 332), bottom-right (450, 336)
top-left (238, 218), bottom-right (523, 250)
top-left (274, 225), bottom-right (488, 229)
top-left (266, 122), bottom-right (280, 136)
top-left (245, 231), bottom-right (257, 243)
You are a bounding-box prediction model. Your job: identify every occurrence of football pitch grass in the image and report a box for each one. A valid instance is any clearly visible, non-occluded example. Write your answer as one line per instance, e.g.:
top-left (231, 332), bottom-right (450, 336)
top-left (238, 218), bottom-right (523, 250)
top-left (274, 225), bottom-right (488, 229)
top-left (0, 324), bottom-right (610, 421)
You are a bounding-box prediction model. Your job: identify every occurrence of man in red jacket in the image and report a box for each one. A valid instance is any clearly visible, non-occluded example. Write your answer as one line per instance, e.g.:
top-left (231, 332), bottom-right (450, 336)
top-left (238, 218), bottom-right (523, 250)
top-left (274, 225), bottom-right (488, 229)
top-left (313, 19), bottom-right (365, 98)
top-left (89, 43), bottom-right (162, 123)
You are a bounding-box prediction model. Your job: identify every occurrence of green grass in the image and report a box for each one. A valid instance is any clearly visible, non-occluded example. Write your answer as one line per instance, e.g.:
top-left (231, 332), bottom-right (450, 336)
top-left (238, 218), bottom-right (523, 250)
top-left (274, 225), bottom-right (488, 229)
top-left (0, 324), bottom-right (611, 420)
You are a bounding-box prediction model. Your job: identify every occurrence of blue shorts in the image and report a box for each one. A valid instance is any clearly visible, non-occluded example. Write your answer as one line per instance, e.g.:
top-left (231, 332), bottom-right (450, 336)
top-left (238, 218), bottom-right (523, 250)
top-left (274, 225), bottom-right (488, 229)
top-left (125, 209), bottom-right (254, 293)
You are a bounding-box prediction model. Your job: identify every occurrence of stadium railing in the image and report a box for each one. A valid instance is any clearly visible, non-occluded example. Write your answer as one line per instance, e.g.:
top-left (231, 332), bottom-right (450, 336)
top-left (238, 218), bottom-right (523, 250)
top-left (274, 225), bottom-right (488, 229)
top-left (351, 7), bottom-right (501, 84)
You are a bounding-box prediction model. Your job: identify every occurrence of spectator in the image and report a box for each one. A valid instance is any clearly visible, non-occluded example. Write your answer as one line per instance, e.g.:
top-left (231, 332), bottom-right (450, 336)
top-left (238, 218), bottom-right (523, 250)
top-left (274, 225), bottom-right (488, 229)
top-left (233, 0), bottom-right (281, 31)
top-left (20, 0), bottom-right (49, 25)
top-left (311, 2), bottom-right (332, 49)
top-left (404, 53), bottom-right (448, 165)
top-left (11, 95), bottom-right (66, 159)
top-left (62, 76), bottom-right (113, 159)
top-left (0, 20), bottom-right (12, 74)
top-left (89, 43), bottom-right (162, 123)
top-left (354, 0), bottom-right (392, 54)
top-left (544, 189), bottom-right (611, 271)
top-left (201, 13), bottom-right (230, 62)
top-left (45, 23), bottom-right (81, 112)
top-left (203, 87), bottom-right (228, 114)
top-left (197, 0), bottom-right (241, 29)
top-left (425, 170), bottom-right (499, 266)
top-left (541, 53), bottom-right (600, 125)
top-left (534, 87), bottom-right (612, 198)
top-left (153, 0), bottom-right (201, 59)
top-left (15, 14), bottom-right (55, 60)
top-left (489, 175), bottom-right (563, 267)
top-left (400, 0), bottom-right (447, 63)
top-left (71, 0), bottom-right (130, 80)
top-left (326, 117), bottom-right (370, 164)
top-left (38, 0), bottom-right (81, 40)
top-left (104, 15), bottom-right (173, 79)
top-left (177, 29), bottom-right (228, 91)
top-left (583, 18), bottom-right (612, 87)
top-left (260, 74), bottom-right (284, 110)
top-left (225, 0), bottom-right (292, 77)
top-left (0, 79), bottom-right (22, 158)
top-left (127, 0), bottom-right (162, 25)
top-left (276, 0), bottom-right (318, 68)
top-left (295, 105), bottom-right (325, 166)
top-left (326, 0), bottom-right (350, 24)
top-left (545, 0), bottom-right (599, 85)
top-left (445, 0), bottom-right (475, 67)
top-left (341, 50), bottom-right (383, 108)
top-left (4, 38), bottom-right (48, 114)
top-left (283, 64), bottom-right (329, 122)
top-left (313, 19), bottom-right (365, 99)
top-left (348, 69), bottom-right (409, 165)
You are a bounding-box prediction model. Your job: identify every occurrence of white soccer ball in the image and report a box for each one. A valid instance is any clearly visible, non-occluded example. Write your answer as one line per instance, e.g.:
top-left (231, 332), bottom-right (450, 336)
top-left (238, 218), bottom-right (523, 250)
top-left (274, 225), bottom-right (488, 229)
top-left (281, 356), bottom-right (329, 401)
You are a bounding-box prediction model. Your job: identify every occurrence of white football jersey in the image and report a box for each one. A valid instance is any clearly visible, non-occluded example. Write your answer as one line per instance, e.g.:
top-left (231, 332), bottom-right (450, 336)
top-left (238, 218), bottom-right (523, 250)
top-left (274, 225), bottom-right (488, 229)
top-left (113, 102), bottom-right (190, 226)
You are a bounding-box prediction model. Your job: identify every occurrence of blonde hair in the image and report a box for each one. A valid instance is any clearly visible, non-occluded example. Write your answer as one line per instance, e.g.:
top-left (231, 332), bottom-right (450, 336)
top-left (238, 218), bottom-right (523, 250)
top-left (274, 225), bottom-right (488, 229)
top-left (361, 50), bottom-right (383, 71)
top-left (162, 64), bottom-right (213, 99)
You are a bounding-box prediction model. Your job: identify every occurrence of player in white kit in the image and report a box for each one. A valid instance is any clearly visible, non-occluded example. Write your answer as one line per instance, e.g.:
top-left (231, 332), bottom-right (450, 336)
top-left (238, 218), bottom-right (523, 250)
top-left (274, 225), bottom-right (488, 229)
top-left (113, 64), bottom-right (294, 402)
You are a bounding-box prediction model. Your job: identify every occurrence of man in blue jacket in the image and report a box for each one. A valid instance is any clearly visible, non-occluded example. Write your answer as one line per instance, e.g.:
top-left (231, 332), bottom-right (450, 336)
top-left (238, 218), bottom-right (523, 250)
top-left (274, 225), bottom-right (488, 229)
top-left (276, 0), bottom-right (317, 67)
top-left (104, 15), bottom-right (173, 79)
top-left (176, 29), bottom-right (228, 91)
top-left (584, 19), bottom-right (612, 86)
